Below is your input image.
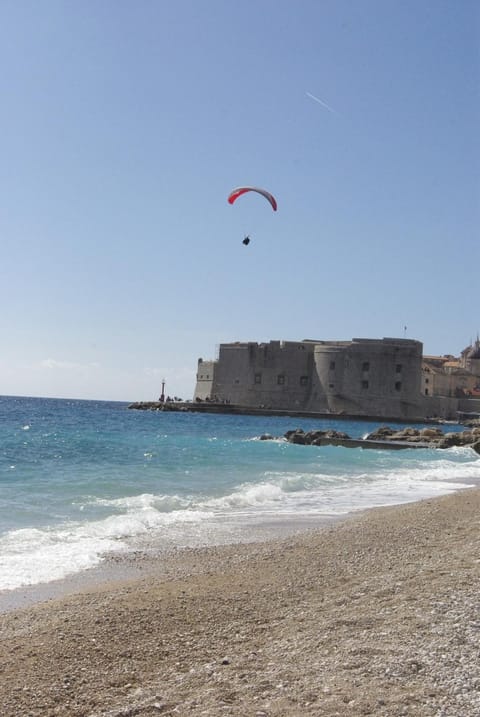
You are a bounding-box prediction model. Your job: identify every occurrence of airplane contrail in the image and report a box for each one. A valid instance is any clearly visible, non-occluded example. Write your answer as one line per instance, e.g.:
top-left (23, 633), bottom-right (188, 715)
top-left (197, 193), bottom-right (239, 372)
top-left (306, 91), bottom-right (337, 114)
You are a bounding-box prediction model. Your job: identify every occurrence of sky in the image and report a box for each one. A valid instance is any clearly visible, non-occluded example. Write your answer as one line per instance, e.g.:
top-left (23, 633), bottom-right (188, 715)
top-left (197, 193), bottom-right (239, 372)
top-left (0, 0), bottom-right (479, 402)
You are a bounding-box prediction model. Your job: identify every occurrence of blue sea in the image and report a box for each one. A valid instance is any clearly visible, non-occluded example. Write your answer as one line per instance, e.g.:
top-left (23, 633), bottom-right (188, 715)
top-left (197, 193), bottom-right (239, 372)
top-left (1, 395), bottom-right (479, 593)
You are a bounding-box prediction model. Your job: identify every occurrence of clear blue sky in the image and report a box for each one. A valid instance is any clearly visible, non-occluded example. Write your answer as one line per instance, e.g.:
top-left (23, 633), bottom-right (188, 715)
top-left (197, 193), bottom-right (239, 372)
top-left (1, 0), bottom-right (478, 401)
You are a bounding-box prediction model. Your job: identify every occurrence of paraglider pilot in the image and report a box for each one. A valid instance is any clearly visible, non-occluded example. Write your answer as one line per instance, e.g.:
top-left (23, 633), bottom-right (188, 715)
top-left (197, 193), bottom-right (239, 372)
top-left (242, 235), bottom-right (250, 246)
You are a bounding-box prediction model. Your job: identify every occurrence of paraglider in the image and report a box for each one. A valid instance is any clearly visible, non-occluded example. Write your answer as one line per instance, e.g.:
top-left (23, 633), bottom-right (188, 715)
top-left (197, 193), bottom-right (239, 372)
top-left (228, 185), bottom-right (277, 246)
top-left (227, 186), bottom-right (277, 212)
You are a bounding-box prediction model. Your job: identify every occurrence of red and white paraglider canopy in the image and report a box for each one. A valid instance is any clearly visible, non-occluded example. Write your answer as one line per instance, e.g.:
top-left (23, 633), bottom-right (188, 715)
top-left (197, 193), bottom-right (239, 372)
top-left (227, 186), bottom-right (277, 211)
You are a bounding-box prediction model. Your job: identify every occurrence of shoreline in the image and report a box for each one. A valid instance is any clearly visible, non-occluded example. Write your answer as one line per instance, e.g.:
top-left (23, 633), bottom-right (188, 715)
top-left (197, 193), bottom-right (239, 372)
top-left (1, 488), bottom-right (479, 716)
top-left (0, 513), bottom-right (343, 615)
top-left (2, 473), bottom-right (477, 615)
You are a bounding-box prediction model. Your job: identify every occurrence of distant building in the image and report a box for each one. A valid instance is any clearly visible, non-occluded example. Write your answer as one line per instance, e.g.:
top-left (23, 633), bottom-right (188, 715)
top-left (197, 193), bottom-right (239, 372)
top-left (461, 337), bottom-right (480, 379)
top-left (422, 355), bottom-right (477, 398)
top-left (422, 337), bottom-right (480, 406)
top-left (194, 336), bottom-right (480, 420)
top-left (195, 337), bottom-right (423, 419)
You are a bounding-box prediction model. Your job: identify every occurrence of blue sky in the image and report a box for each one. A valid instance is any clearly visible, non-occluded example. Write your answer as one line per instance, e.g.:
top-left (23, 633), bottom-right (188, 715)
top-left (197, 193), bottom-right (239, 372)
top-left (1, 0), bottom-right (478, 401)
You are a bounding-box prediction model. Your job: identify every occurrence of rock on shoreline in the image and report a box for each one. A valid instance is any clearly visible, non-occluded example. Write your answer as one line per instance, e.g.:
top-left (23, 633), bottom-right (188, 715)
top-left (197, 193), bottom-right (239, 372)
top-left (260, 426), bottom-right (480, 453)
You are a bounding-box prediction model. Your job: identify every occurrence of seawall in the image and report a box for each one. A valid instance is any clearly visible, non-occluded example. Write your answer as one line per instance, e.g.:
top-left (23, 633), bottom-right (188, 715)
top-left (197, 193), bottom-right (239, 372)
top-left (127, 401), bottom-right (430, 425)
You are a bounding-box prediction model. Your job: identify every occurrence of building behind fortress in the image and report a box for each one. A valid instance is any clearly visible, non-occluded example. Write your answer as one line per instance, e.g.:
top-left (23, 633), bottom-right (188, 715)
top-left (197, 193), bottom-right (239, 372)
top-left (194, 337), bottom-right (480, 421)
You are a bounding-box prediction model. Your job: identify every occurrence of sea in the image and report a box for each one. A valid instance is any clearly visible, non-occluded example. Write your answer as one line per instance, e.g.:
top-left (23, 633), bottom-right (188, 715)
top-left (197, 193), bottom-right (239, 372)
top-left (1, 395), bottom-right (479, 594)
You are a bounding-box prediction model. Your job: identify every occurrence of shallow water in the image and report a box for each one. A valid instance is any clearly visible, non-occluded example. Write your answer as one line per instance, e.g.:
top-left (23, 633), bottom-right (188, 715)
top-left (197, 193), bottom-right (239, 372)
top-left (1, 395), bottom-right (478, 591)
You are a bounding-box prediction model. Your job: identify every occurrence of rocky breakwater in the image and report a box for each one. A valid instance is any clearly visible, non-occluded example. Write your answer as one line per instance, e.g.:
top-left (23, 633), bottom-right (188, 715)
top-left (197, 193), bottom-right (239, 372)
top-left (260, 426), bottom-right (480, 454)
top-left (128, 401), bottom-right (188, 411)
top-left (367, 425), bottom-right (480, 452)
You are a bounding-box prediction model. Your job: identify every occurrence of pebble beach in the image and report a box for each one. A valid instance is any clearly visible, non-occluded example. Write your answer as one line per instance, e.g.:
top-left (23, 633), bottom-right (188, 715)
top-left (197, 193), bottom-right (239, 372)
top-left (1, 487), bottom-right (479, 717)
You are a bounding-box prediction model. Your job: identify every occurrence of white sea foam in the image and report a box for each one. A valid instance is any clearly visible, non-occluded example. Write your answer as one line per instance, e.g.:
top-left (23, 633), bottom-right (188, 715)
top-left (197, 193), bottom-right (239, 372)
top-left (0, 502), bottom-right (214, 591)
top-left (78, 450), bottom-right (480, 529)
top-left (1, 469), bottom-right (476, 593)
top-left (0, 526), bottom-right (125, 591)
top-left (199, 483), bottom-right (285, 511)
top-left (197, 450), bottom-right (480, 519)
top-left (92, 492), bottom-right (198, 513)
top-left (2, 402), bottom-right (478, 593)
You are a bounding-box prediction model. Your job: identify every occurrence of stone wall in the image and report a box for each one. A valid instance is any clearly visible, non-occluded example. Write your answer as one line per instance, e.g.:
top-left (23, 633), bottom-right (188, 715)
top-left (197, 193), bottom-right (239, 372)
top-left (194, 359), bottom-right (216, 400)
top-left (203, 341), bottom-right (317, 409)
top-left (312, 338), bottom-right (423, 418)
top-left (194, 337), bottom-right (425, 419)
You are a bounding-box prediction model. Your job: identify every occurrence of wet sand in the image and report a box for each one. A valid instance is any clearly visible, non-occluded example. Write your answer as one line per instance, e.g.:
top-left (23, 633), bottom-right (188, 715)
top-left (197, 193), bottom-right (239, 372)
top-left (1, 488), bottom-right (479, 716)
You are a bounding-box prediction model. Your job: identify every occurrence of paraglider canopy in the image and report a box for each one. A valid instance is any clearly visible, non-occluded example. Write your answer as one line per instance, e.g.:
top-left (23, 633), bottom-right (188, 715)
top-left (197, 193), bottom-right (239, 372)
top-left (228, 186), bottom-right (277, 212)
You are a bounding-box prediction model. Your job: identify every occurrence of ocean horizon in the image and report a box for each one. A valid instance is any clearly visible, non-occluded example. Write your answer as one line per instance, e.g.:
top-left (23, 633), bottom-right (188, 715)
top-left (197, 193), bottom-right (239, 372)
top-left (1, 395), bottom-right (479, 594)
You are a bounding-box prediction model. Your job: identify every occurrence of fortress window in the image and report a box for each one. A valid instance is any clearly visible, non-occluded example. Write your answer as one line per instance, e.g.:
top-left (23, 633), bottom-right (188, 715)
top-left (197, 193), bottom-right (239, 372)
top-left (395, 381), bottom-right (402, 391)
top-left (329, 361), bottom-right (335, 370)
top-left (396, 364), bottom-right (403, 373)
top-left (425, 378), bottom-right (429, 384)
top-left (329, 383), bottom-right (334, 389)
top-left (277, 375), bottom-right (285, 385)
top-left (300, 375), bottom-right (308, 386)
top-left (361, 380), bottom-right (369, 389)
top-left (254, 373), bottom-right (262, 384)
top-left (362, 362), bottom-right (370, 372)
top-left (234, 379), bottom-right (240, 384)
top-left (425, 388), bottom-right (429, 395)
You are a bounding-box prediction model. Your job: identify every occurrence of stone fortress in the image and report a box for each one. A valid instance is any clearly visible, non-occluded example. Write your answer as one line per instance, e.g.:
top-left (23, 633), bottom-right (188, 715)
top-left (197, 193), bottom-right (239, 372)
top-left (194, 336), bottom-right (480, 421)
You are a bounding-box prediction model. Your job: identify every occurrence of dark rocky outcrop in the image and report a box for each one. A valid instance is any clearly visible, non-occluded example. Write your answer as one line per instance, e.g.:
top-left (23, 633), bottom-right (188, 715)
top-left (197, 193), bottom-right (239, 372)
top-left (366, 426), bottom-right (444, 442)
top-left (284, 429), bottom-right (351, 446)
top-left (261, 425), bottom-right (480, 451)
top-left (128, 401), bottom-right (187, 411)
top-left (365, 425), bottom-right (480, 449)
top-left (464, 418), bottom-right (480, 428)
